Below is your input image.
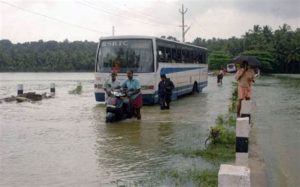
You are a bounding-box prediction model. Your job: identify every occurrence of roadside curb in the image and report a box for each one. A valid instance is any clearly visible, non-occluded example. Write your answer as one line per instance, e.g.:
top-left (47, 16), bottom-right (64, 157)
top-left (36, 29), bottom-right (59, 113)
top-left (249, 126), bottom-right (267, 187)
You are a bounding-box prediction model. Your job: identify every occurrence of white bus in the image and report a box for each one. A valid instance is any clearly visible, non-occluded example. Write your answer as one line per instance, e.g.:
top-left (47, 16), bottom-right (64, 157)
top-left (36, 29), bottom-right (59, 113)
top-left (94, 36), bottom-right (208, 104)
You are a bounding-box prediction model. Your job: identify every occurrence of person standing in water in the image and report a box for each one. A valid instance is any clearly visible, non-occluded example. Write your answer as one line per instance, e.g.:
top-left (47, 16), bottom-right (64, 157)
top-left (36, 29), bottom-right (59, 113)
top-left (217, 68), bottom-right (225, 85)
top-left (158, 74), bottom-right (175, 110)
top-left (121, 70), bottom-right (143, 120)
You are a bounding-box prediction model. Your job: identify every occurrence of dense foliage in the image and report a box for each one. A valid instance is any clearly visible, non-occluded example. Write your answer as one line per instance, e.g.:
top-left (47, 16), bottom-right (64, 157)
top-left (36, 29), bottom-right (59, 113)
top-left (0, 39), bottom-right (97, 72)
top-left (193, 24), bottom-right (300, 73)
top-left (0, 24), bottom-right (299, 73)
top-left (207, 50), bottom-right (231, 70)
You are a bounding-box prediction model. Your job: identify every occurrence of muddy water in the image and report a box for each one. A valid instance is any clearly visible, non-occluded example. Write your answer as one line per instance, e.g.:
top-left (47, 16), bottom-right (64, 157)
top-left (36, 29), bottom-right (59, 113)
top-left (0, 73), bottom-right (234, 186)
top-left (253, 74), bottom-right (300, 187)
top-left (1, 73), bottom-right (299, 186)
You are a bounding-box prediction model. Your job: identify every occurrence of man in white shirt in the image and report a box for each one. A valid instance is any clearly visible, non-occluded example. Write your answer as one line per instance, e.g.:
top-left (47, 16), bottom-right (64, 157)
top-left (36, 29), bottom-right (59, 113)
top-left (104, 71), bottom-right (120, 97)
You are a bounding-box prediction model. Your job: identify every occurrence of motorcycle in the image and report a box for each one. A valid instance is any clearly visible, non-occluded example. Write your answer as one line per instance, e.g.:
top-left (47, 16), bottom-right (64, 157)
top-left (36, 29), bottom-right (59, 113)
top-left (105, 89), bottom-right (131, 122)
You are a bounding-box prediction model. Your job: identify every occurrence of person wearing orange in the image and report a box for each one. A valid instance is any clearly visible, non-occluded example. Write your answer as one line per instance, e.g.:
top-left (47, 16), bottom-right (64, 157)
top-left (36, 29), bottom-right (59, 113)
top-left (235, 61), bottom-right (255, 116)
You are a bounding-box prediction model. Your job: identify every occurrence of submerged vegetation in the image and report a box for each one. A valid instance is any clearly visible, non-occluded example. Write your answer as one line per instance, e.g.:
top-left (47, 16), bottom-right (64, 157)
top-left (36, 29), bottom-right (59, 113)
top-left (164, 82), bottom-right (238, 186)
top-left (159, 169), bottom-right (218, 187)
top-left (68, 82), bottom-right (82, 94)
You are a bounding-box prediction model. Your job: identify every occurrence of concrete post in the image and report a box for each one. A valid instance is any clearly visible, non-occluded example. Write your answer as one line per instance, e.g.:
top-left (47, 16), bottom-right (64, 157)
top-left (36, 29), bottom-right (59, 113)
top-left (17, 84), bottom-right (23, 95)
top-left (50, 83), bottom-right (55, 94)
top-left (236, 117), bottom-right (250, 166)
top-left (218, 164), bottom-right (250, 187)
top-left (240, 100), bottom-right (252, 123)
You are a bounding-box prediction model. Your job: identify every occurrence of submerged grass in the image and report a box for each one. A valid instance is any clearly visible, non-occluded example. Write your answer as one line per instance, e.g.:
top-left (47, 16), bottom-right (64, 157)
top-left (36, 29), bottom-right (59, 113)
top-left (229, 82), bottom-right (238, 113)
top-left (68, 83), bottom-right (82, 94)
top-left (167, 82), bottom-right (238, 186)
top-left (196, 169), bottom-right (218, 187)
top-left (172, 126), bottom-right (235, 163)
top-left (199, 143), bottom-right (235, 162)
top-left (200, 81), bottom-right (237, 161)
top-left (159, 169), bottom-right (218, 187)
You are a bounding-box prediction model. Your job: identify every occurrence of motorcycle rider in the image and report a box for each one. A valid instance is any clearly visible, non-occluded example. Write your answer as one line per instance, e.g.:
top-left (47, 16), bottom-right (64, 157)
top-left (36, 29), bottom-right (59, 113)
top-left (121, 70), bottom-right (143, 120)
top-left (104, 71), bottom-right (120, 97)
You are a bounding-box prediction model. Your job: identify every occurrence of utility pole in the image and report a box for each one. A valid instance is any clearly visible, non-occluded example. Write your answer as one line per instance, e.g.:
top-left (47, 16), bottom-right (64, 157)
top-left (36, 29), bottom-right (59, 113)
top-left (112, 26), bottom-right (115, 36)
top-left (179, 4), bottom-right (191, 42)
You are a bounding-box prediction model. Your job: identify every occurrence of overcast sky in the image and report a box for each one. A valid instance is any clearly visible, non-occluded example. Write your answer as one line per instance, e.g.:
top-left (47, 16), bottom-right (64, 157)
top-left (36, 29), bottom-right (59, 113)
top-left (0, 0), bottom-right (299, 43)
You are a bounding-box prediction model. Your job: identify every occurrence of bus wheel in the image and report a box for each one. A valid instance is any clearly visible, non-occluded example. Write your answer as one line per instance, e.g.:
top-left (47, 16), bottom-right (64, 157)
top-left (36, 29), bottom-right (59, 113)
top-left (193, 82), bottom-right (199, 94)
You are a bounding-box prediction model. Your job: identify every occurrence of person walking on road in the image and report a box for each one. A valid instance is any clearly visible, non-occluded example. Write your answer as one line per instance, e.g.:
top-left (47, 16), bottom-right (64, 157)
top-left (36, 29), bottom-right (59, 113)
top-left (158, 74), bottom-right (175, 110)
top-left (235, 61), bottom-right (255, 116)
top-left (217, 68), bottom-right (225, 85)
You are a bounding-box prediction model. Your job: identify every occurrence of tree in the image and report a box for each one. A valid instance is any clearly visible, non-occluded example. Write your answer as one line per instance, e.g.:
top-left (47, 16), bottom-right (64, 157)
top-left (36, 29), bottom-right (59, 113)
top-left (1, 24), bottom-right (299, 73)
top-left (208, 51), bottom-right (232, 70)
top-left (0, 39), bottom-right (98, 72)
top-left (241, 50), bottom-right (275, 73)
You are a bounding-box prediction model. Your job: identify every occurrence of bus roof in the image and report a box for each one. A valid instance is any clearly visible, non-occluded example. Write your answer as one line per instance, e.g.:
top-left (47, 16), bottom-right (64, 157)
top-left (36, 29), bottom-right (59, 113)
top-left (99, 35), bottom-right (207, 51)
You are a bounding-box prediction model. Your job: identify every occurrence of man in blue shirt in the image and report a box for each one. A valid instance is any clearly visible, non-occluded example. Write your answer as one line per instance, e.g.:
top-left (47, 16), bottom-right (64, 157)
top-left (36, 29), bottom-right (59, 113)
top-left (121, 70), bottom-right (143, 120)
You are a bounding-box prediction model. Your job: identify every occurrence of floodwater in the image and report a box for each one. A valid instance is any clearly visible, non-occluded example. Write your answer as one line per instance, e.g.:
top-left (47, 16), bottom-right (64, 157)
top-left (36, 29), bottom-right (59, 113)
top-left (253, 74), bottom-right (300, 187)
top-left (0, 73), bottom-right (232, 186)
top-left (0, 73), bottom-right (299, 186)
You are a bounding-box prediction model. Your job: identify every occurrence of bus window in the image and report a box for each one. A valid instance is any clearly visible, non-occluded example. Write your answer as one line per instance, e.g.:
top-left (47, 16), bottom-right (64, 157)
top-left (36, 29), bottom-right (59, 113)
top-left (158, 49), bottom-right (164, 61)
top-left (171, 48), bottom-right (177, 63)
top-left (187, 50), bottom-right (193, 63)
top-left (98, 39), bottom-right (154, 73)
top-left (176, 49), bottom-right (182, 63)
top-left (199, 54), bottom-right (203, 64)
top-left (165, 48), bottom-right (172, 63)
top-left (182, 50), bottom-right (186, 63)
top-left (157, 46), bottom-right (166, 62)
top-left (192, 51), bottom-right (198, 64)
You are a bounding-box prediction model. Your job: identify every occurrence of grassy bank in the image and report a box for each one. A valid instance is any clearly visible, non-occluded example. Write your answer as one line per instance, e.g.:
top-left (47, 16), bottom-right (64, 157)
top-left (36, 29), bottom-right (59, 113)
top-left (163, 82), bottom-right (238, 187)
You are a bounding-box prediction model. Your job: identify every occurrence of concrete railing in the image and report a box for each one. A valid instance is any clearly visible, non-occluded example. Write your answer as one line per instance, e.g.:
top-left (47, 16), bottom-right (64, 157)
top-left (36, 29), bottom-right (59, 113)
top-left (0, 83), bottom-right (56, 103)
top-left (17, 83), bottom-right (55, 95)
top-left (218, 100), bottom-right (253, 187)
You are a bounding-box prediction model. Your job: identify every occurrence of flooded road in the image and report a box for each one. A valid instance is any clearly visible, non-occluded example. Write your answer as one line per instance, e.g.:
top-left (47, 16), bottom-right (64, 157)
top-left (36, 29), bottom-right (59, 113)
top-left (253, 75), bottom-right (300, 187)
top-left (0, 73), bottom-right (232, 186)
top-left (1, 73), bottom-right (299, 186)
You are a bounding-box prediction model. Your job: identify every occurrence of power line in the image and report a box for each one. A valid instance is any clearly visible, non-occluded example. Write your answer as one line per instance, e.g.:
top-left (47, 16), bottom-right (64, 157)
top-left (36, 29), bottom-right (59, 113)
top-left (86, 0), bottom-right (177, 27)
top-left (0, 0), bottom-right (110, 35)
top-left (75, 0), bottom-right (152, 26)
top-left (158, 0), bottom-right (181, 10)
top-left (86, 0), bottom-right (156, 21)
top-left (93, 0), bottom-right (178, 27)
top-left (75, 0), bottom-right (177, 27)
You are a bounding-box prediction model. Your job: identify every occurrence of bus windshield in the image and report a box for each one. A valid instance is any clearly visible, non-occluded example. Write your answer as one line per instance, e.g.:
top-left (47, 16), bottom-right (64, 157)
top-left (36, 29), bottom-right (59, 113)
top-left (97, 39), bottom-right (154, 73)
